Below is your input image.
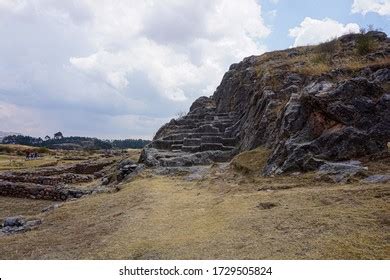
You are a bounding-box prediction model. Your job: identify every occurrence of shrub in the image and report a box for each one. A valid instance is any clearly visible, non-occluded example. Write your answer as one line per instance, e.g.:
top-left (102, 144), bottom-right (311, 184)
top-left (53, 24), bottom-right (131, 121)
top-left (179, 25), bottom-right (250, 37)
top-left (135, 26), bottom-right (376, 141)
top-left (356, 34), bottom-right (376, 55)
top-left (311, 39), bottom-right (339, 66)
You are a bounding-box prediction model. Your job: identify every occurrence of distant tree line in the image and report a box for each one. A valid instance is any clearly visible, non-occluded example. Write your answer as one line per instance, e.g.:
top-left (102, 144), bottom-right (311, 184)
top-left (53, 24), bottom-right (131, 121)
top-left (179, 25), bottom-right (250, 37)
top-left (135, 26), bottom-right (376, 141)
top-left (2, 133), bottom-right (150, 150)
top-left (2, 135), bottom-right (44, 146)
top-left (111, 139), bottom-right (151, 149)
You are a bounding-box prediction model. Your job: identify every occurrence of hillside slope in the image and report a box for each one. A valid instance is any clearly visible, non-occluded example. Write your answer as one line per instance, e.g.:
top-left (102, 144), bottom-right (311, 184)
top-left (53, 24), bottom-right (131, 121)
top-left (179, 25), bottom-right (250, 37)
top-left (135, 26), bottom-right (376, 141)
top-left (142, 31), bottom-right (390, 174)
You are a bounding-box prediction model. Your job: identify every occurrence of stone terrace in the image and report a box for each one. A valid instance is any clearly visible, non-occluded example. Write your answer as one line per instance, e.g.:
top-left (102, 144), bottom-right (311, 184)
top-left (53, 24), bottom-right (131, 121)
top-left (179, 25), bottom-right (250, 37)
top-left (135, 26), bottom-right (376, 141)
top-left (141, 97), bottom-right (240, 167)
top-left (0, 159), bottom-right (115, 201)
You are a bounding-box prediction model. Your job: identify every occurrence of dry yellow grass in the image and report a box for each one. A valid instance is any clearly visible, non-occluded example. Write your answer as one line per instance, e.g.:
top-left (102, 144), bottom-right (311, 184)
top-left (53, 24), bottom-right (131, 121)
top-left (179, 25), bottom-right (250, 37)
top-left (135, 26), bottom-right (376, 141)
top-left (126, 149), bottom-right (142, 162)
top-left (0, 197), bottom-right (52, 218)
top-left (0, 154), bottom-right (59, 171)
top-left (252, 37), bottom-right (390, 78)
top-left (293, 51), bottom-right (390, 77)
top-left (0, 163), bottom-right (388, 259)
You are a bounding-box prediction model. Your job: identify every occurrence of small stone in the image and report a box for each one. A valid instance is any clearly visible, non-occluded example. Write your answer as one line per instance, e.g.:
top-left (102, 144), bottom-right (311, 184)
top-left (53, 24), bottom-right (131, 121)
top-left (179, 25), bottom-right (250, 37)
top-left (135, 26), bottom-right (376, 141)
top-left (3, 216), bottom-right (25, 227)
top-left (257, 202), bottom-right (278, 210)
top-left (41, 203), bottom-right (61, 213)
top-left (361, 174), bottom-right (390, 184)
top-left (122, 165), bottom-right (131, 170)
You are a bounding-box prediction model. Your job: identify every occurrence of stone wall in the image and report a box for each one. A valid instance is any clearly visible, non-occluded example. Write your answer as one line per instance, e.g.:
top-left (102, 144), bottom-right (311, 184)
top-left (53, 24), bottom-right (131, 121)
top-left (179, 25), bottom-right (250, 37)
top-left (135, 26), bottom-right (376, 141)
top-left (0, 180), bottom-right (92, 201)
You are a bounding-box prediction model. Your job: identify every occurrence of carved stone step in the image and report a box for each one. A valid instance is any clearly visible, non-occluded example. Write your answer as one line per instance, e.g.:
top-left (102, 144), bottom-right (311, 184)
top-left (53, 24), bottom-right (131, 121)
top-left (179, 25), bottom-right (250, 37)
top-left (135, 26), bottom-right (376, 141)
top-left (183, 138), bottom-right (201, 146)
top-left (200, 143), bottom-right (224, 151)
top-left (152, 139), bottom-right (183, 149)
top-left (215, 113), bottom-right (230, 117)
top-left (182, 145), bottom-right (201, 153)
top-left (221, 137), bottom-right (238, 146)
top-left (163, 132), bottom-right (223, 141)
top-left (171, 144), bottom-right (183, 150)
top-left (170, 121), bottom-right (233, 130)
top-left (201, 136), bottom-right (223, 144)
top-left (195, 124), bottom-right (220, 134)
top-left (199, 143), bottom-right (236, 152)
top-left (198, 136), bottom-right (236, 145)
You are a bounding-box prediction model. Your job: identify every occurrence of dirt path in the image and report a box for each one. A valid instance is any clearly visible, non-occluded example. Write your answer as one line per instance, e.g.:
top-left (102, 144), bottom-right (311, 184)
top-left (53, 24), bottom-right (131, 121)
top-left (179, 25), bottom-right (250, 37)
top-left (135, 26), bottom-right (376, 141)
top-left (0, 169), bottom-right (389, 259)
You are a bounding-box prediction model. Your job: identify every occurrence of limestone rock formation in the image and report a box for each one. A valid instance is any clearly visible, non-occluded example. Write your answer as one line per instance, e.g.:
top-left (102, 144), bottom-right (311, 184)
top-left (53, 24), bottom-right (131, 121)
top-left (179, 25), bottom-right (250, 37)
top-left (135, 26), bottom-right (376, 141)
top-left (141, 32), bottom-right (390, 174)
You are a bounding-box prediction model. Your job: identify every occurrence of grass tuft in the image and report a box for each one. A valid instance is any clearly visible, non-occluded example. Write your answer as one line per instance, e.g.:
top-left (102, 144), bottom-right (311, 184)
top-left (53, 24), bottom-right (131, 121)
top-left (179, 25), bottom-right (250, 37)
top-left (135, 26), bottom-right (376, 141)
top-left (356, 34), bottom-right (377, 55)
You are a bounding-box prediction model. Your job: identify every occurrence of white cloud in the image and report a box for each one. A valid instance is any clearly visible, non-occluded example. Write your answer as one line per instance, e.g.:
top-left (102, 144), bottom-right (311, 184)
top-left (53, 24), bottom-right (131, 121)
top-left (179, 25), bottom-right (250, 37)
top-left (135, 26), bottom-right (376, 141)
top-left (289, 17), bottom-right (360, 47)
top-left (0, 0), bottom-right (270, 138)
top-left (268, 10), bottom-right (277, 19)
top-left (0, 101), bottom-right (52, 136)
top-left (69, 0), bottom-right (270, 102)
top-left (352, 0), bottom-right (390, 16)
top-left (269, 0), bottom-right (279, 4)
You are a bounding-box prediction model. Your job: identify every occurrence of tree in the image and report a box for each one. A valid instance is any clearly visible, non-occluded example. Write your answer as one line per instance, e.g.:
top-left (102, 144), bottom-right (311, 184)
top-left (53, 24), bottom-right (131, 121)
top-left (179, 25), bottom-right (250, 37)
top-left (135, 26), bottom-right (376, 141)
top-left (44, 135), bottom-right (51, 141)
top-left (54, 132), bottom-right (63, 139)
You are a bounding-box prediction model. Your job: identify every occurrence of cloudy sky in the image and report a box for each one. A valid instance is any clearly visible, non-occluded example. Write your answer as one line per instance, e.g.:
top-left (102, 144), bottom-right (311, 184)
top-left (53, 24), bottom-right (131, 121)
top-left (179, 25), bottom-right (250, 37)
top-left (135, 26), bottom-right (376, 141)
top-left (0, 0), bottom-right (389, 139)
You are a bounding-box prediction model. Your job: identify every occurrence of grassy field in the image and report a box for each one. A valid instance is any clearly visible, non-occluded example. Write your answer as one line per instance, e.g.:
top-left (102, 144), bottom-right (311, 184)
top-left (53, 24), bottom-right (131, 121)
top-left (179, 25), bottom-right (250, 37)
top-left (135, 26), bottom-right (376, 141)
top-left (0, 197), bottom-right (52, 218)
top-left (0, 144), bottom-right (141, 171)
top-left (0, 160), bottom-right (388, 259)
top-left (0, 154), bottom-right (59, 171)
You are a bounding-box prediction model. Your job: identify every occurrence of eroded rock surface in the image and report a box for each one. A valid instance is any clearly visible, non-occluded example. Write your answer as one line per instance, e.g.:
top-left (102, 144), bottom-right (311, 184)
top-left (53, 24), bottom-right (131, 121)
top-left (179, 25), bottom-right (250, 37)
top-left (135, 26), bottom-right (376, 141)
top-left (142, 32), bottom-right (390, 174)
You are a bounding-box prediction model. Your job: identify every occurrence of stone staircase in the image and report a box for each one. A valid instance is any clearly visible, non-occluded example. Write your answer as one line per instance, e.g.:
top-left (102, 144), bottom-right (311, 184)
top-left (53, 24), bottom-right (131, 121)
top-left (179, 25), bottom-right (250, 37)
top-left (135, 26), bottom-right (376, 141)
top-left (141, 106), bottom-right (240, 167)
top-left (152, 112), bottom-right (238, 151)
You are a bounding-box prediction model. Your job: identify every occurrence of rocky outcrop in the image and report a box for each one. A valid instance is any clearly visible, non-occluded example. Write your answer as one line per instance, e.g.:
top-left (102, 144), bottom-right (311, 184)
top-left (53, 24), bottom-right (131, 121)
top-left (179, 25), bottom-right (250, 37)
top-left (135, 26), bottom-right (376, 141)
top-left (142, 32), bottom-right (390, 174)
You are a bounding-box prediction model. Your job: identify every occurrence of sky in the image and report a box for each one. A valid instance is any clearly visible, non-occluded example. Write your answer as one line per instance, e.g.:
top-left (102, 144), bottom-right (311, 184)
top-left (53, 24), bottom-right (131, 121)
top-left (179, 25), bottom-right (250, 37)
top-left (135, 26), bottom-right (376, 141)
top-left (0, 0), bottom-right (389, 140)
